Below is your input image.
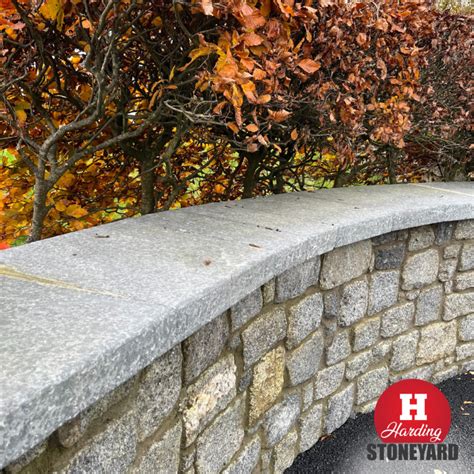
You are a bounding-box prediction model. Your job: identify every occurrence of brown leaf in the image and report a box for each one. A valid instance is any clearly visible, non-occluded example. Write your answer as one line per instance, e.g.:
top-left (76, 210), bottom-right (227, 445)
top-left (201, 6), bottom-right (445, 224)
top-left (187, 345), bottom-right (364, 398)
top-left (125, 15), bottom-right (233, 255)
top-left (246, 123), bottom-right (259, 132)
top-left (243, 32), bottom-right (264, 47)
top-left (298, 58), bottom-right (321, 74)
top-left (268, 109), bottom-right (291, 123)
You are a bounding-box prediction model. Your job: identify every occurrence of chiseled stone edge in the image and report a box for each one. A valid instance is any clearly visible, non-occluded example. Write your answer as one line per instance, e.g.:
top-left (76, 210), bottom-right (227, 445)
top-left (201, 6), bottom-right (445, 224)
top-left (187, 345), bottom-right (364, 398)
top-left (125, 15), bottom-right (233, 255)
top-left (0, 183), bottom-right (473, 469)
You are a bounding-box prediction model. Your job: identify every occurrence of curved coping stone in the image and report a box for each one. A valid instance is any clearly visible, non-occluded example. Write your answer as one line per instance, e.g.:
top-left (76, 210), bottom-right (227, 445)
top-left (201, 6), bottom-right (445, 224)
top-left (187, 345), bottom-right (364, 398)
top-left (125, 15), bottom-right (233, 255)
top-left (0, 182), bottom-right (473, 468)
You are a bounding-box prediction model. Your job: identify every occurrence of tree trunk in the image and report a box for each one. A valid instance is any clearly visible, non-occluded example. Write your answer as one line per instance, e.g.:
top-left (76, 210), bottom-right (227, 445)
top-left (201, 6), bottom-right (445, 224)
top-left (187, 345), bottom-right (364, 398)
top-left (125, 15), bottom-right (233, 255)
top-left (242, 152), bottom-right (261, 199)
top-left (386, 148), bottom-right (398, 184)
top-left (334, 171), bottom-right (345, 188)
top-left (28, 178), bottom-right (49, 242)
top-left (139, 153), bottom-right (156, 215)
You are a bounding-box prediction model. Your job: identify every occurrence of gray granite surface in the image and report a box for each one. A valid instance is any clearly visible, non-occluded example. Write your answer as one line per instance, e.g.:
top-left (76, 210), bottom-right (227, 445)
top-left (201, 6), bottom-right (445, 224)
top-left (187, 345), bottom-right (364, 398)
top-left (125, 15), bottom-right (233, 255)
top-left (0, 183), bottom-right (473, 468)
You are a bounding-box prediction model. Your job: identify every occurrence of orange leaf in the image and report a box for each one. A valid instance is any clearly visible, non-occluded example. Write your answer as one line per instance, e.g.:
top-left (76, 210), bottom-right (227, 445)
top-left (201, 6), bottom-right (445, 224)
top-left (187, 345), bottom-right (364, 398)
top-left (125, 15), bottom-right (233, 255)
top-left (15, 108), bottom-right (27, 125)
top-left (268, 109), bottom-right (291, 123)
top-left (65, 204), bottom-right (88, 218)
top-left (55, 200), bottom-right (67, 212)
top-left (253, 68), bottom-right (266, 80)
top-left (257, 94), bottom-right (271, 104)
top-left (298, 59), bottom-right (321, 74)
top-left (246, 124), bottom-right (259, 132)
top-left (243, 32), bottom-right (264, 47)
top-left (227, 122), bottom-right (239, 134)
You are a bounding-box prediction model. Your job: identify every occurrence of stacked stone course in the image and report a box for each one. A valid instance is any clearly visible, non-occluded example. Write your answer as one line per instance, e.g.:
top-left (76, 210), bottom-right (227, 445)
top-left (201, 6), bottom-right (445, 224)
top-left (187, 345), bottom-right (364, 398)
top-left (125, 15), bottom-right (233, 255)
top-left (5, 220), bottom-right (473, 474)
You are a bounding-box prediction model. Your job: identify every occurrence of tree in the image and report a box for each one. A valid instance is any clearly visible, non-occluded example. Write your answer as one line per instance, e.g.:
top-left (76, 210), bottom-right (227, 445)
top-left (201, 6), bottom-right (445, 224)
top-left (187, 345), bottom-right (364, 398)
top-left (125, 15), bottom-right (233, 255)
top-left (190, 0), bottom-right (435, 195)
top-left (406, 11), bottom-right (473, 180)
top-left (0, 1), bottom-right (470, 246)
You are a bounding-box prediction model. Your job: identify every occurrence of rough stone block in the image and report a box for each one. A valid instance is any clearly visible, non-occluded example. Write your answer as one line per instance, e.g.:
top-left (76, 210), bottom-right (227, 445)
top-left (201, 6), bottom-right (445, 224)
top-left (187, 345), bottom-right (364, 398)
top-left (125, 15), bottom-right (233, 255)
top-left (325, 385), bottom-right (355, 434)
top-left (454, 271), bottom-right (474, 291)
top-left (408, 227), bottom-right (435, 251)
top-left (242, 307), bottom-right (286, 368)
top-left (195, 399), bottom-right (244, 473)
top-left (444, 243), bottom-right (461, 259)
top-left (136, 346), bottom-right (182, 441)
top-left (357, 367), bottom-right (389, 405)
top-left (444, 293), bottom-right (474, 321)
top-left (275, 257), bottom-right (321, 302)
top-left (438, 259), bottom-right (457, 283)
top-left (262, 394), bottom-right (300, 447)
top-left (372, 231), bottom-right (399, 246)
top-left (320, 241), bottom-right (372, 290)
top-left (435, 222), bottom-right (455, 245)
top-left (183, 313), bottom-right (229, 383)
top-left (273, 429), bottom-right (298, 473)
top-left (287, 331), bottom-right (324, 386)
top-left (346, 351), bottom-right (373, 381)
top-left (262, 279), bottom-right (276, 305)
top-left (249, 347), bottom-right (285, 424)
top-left (415, 285), bottom-right (443, 326)
top-left (455, 220), bottom-right (474, 240)
top-left (368, 271), bottom-right (399, 315)
top-left (432, 367), bottom-right (458, 385)
top-left (390, 330), bottom-right (419, 371)
top-left (456, 342), bottom-right (474, 361)
top-left (417, 321), bottom-right (457, 364)
top-left (380, 303), bottom-right (414, 338)
top-left (238, 368), bottom-right (251, 393)
top-left (459, 243), bottom-right (474, 271)
top-left (182, 354), bottom-right (237, 446)
top-left (59, 412), bottom-right (137, 474)
top-left (222, 437), bottom-right (261, 474)
top-left (338, 278), bottom-right (369, 327)
top-left (133, 421), bottom-right (181, 474)
top-left (405, 289), bottom-right (420, 301)
top-left (374, 241), bottom-right (406, 270)
top-left (287, 292), bottom-right (323, 349)
top-left (402, 249), bottom-right (439, 290)
top-left (230, 289), bottom-right (263, 330)
top-left (355, 400), bottom-right (377, 415)
top-left (459, 314), bottom-right (474, 341)
top-left (314, 362), bottom-right (345, 400)
top-left (372, 341), bottom-right (392, 362)
top-left (353, 317), bottom-right (380, 352)
top-left (323, 289), bottom-right (340, 318)
top-left (390, 365), bottom-right (434, 383)
top-left (326, 330), bottom-right (351, 365)
top-left (302, 382), bottom-right (314, 411)
top-left (299, 404), bottom-right (323, 452)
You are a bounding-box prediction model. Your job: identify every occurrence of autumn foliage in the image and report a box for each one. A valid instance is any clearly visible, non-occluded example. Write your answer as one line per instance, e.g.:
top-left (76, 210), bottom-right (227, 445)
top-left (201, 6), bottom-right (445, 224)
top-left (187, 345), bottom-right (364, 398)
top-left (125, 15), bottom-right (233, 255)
top-left (0, 1), bottom-right (472, 245)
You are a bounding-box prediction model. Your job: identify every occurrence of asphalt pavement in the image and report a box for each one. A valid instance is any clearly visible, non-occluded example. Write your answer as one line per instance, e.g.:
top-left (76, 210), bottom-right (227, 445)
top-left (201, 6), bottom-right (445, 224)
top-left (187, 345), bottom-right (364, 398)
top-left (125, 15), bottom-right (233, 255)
top-left (287, 372), bottom-right (473, 474)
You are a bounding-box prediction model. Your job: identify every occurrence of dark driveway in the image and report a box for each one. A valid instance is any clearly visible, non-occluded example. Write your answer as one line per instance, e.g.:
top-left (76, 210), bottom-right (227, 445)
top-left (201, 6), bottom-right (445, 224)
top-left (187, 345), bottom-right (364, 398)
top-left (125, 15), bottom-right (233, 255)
top-left (287, 372), bottom-right (473, 474)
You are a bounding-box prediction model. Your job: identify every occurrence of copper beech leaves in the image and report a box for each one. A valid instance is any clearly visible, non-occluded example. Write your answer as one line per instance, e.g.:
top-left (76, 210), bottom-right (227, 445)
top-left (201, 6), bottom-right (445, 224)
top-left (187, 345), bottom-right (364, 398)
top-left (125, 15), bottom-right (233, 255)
top-left (0, 0), bottom-right (470, 245)
top-left (186, 0), bottom-right (438, 154)
top-left (298, 59), bottom-right (321, 74)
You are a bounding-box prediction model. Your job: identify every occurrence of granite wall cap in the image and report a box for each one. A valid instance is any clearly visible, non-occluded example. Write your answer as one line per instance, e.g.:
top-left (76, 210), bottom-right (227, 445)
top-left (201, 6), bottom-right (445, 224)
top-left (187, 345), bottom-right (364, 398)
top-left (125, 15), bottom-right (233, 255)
top-left (0, 182), bottom-right (473, 468)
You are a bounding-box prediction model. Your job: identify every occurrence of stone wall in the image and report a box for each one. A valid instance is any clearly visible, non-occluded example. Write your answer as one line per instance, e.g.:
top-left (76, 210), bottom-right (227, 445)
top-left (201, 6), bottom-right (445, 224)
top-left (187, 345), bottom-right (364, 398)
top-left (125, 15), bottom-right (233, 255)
top-left (3, 220), bottom-right (474, 474)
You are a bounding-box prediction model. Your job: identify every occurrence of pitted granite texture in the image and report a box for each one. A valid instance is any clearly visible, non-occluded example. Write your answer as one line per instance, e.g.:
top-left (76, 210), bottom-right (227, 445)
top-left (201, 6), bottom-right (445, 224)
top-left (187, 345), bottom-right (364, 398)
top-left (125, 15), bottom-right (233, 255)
top-left (0, 183), bottom-right (473, 470)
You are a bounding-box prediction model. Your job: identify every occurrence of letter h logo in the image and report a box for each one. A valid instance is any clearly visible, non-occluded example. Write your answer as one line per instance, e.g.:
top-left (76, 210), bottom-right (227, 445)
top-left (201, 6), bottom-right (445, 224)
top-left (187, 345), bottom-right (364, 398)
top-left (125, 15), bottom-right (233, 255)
top-left (399, 393), bottom-right (427, 421)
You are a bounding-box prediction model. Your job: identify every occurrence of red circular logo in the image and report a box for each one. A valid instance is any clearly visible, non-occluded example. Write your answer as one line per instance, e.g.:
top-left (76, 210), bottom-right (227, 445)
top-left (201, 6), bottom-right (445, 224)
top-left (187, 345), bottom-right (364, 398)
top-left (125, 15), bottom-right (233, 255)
top-left (374, 379), bottom-right (451, 444)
